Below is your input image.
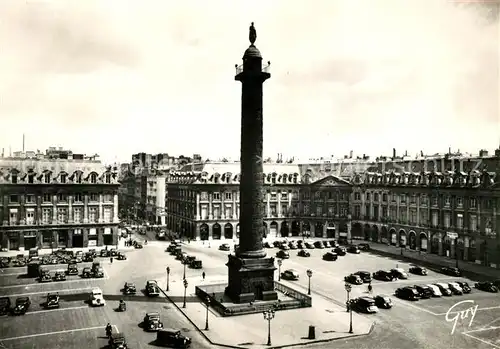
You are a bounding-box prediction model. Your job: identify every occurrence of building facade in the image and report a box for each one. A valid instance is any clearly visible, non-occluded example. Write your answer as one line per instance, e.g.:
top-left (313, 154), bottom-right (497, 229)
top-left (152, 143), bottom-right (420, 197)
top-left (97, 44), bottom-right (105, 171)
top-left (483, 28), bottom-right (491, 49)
top-left (0, 150), bottom-right (120, 250)
top-left (165, 162), bottom-right (353, 242)
top-left (350, 170), bottom-right (500, 268)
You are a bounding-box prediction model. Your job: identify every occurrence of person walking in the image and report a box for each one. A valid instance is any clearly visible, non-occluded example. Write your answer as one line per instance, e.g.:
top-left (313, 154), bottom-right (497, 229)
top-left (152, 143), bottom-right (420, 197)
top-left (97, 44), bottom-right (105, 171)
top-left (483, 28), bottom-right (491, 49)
top-left (110, 256), bottom-right (113, 264)
top-left (202, 271), bottom-right (206, 280)
top-left (368, 281), bottom-right (372, 294)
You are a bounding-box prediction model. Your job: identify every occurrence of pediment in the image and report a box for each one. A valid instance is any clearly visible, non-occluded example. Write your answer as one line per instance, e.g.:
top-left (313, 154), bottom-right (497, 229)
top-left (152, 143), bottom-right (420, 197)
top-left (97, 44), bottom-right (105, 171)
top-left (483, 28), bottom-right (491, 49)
top-left (311, 175), bottom-right (351, 187)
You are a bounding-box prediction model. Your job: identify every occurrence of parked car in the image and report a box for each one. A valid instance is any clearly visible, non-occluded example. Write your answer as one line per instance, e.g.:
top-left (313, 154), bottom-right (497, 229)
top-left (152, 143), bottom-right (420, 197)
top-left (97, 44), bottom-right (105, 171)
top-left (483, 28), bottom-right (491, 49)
top-left (287, 241), bottom-right (297, 250)
top-left (354, 271), bottom-right (372, 283)
top-left (474, 282), bottom-right (499, 293)
top-left (263, 242), bottom-right (272, 248)
top-left (109, 248), bottom-right (118, 257)
top-left (345, 274), bottom-right (363, 285)
top-left (144, 312), bottom-right (164, 331)
top-left (45, 293), bottom-right (60, 309)
top-left (67, 263), bottom-right (78, 276)
top-left (426, 284), bottom-right (442, 297)
top-left (304, 242), bottom-right (315, 249)
top-left (53, 270), bottom-right (67, 281)
top-left (390, 268), bottom-right (409, 280)
top-left (434, 283), bottom-right (453, 296)
top-left (440, 267), bottom-right (461, 277)
top-left (276, 250), bottom-right (290, 259)
top-left (314, 241), bottom-right (325, 249)
top-left (351, 297), bottom-right (379, 313)
top-left (134, 242), bottom-right (143, 249)
top-left (93, 267), bottom-right (105, 278)
top-left (357, 243), bottom-right (370, 251)
top-left (279, 244), bottom-right (290, 251)
top-left (82, 267), bottom-right (92, 278)
top-left (189, 259), bottom-right (203, 269)
top-left (297, 249), bottom-right (311, 257)
top-left (373, 270), bottom-right (395, 281)
top-left (448, 282), bottom-right (464, 295)
top-left (109, 332), bottom-right (128, 349)
top-left (89, 287), bottom-right (106, 306)
top-left (329, 240), bottom-right (339, 248)
top-left (373, 295), bottom-right (393, 309)
top-left (492, 280), bottom-right (500, 289)
top-left (395, 287), bottom-right (420, 301)
top-left (273, 241), bottom-right (283, 248)
top-left (219, 244), bottom-right (231, 251)
top-left (322, 240), bottom-right (330, 248)
top-left (146, 280), bottom-right (160, 297)
top-left (117, 252), bottom-right (127, 260)
top-left (409, 265), bottom-right (428, 276)
top-left (414, 285), bottom-right (433, 299)
top-left (322, 252), bottom-right (338, 261)
top-left (456, 281), bottom-right (472, 294)
top-left (12, 297), bottom-right (31, 315)
top-left (156, 328), bottom-right (191, 348)
top-left (39, 267), bottom-right (52, 282)
top-left (123, 282), bottom-right (137, 295)
top-left (281, 269), bottom-right (299, 281)
top-left (333, 246), bottom-right (347, 256)
top-left (100, 249), bottom-right (110, 257)
top-left (0, 297), bottom-right (11, 316)
top-left (347, 245), bottom-right (361, 254)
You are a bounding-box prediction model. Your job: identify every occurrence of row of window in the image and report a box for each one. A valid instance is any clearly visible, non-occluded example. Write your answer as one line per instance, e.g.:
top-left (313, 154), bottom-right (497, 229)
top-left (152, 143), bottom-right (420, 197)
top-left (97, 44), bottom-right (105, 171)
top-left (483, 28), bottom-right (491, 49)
top-left (301, 191), bottom-right (349, 201)
top-left (355, 192), bottom-right (490, 209)
top-left (8, 206), bottom-right (114, 225)
top-left (9, 173), bottom-right (112, 184)
top-left (7, 193), bottom-right (115, 204)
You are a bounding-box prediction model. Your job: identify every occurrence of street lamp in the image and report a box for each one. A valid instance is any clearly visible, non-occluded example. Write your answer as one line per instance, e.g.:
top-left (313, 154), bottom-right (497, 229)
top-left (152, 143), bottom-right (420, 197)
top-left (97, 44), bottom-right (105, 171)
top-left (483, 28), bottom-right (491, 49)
top-left (306, 269), bottom-right (313, 295)
top-left (166, 267), bottom-right (170, 291)
top-left (183, 260), bottom-right (187, 280)
top-left (183, 279), bottom-right (188, 308)
top-left (277, 259), bottom-right (282, 281)
top-left (263, 308), bottom-right (275, 346)
top-left (344, 283), bottom-right (353, 333)
top-left (455, 236), bottom-right (459, 269)
top-left (205, 296), bottom-right (211, 330)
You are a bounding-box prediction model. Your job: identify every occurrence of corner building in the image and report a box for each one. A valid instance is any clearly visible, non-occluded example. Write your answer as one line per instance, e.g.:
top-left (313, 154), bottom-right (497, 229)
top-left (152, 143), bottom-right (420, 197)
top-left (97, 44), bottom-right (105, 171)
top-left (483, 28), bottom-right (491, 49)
top-left (0, 155), bottom-right (120, 250)
top-left (166, 162), bottom-right (353, 242)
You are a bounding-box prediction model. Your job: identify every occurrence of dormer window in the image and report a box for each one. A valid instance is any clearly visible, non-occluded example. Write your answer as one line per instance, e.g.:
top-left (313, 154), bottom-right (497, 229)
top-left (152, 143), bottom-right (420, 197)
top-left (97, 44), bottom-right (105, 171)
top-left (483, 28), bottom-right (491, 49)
top-left (11, 173), bottom-right (18, 184)
top-left (90, 173), bottom-right (97, 184)
top-left (60, 174), bottom-right (67, 184)
top-left (28, 174), bottom-right (34, 184)
top-left (75, 173), bottom-right (82, 184)
top-left (44, 173), bottom-right (51, 184)
top-left (105, 173), bottom-right (111, 184)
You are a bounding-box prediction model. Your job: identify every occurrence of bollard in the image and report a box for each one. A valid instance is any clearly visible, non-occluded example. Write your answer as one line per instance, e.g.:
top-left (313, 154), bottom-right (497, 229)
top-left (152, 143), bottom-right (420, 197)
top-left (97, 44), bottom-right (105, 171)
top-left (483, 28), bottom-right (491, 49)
top-left (308, 325), bottom-right (316, 339)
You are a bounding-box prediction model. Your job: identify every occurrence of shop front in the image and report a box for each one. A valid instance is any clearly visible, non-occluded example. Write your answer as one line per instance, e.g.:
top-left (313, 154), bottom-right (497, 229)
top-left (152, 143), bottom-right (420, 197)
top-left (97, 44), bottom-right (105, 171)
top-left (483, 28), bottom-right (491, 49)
top-left (42, 231), bottom-right (53, 249)
top-left (23, 231), bottom-right (37, 250)
top-left (73, 229), bottom-right (84, 248)
top-left (88, 228), bottom-right (98, 247)
top-left (103, 227), bottom-right (113, 245)
top-left (58, 230), bottom-right (68, 248)
top-left (8, 232), bottom-right (20, 250)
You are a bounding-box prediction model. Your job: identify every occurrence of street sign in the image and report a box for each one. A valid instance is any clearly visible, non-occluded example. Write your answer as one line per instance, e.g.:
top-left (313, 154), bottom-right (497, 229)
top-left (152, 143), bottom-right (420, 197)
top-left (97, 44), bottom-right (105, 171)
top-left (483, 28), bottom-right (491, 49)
top-left (447, 232), bottom-right (458, 239)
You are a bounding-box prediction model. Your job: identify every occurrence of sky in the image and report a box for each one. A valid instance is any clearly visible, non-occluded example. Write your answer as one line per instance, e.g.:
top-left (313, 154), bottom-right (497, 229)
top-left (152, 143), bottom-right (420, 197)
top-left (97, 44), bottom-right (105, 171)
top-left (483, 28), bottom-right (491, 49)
top-left (0, 0), bottom-right (499, 164)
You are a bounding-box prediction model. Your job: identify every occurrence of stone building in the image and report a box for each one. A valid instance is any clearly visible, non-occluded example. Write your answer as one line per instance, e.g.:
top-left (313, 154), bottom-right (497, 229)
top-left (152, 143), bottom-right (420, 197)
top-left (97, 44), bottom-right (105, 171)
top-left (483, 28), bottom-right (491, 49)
top-left (165, 162), bottom-right (353, 242)
top-left (0, 150), bottom-right (120, 250)
top-left (350, 170), bottom-right (500, 267)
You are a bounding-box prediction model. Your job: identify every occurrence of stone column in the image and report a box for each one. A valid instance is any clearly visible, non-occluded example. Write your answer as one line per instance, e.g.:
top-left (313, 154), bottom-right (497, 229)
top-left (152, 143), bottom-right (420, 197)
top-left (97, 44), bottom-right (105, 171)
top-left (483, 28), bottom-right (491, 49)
top-left (195, 224), bottom-right (201, 241)
top-left (196, 192), bottom-right (201, 220)
top-left (221, 192), bottom-right (226, 220)
top-left (2, 195), bottom-right (8, 225)
top-left (208, 194), bottom-right (213, 220)
top-left (83, 195), bottom-right (89, 224)
top-left (347, 223), bottom-right (352, 241)
top-left (19, 195), bottom-right (25, 225)
top-left (288, 191), bottom-right (292, 215)
top-left (36, 196), bottom-right (42, 225)
top-left (438, 236), bottom-right (443, 256)
top-left (232, 191), bottom-right (237, 220)
top-left (52, 194), bottom-right (57, 224)
top-left (277, 192), bottom-right (282, 217)
top-left (266, 192), bottom-right (271, 218)
top-left (52, 231), bottom-right (58, 247)
top-left (113, 194), bottom-right (119, 223)
top-left (98, 194), bottom-right (104, 223)
top-left (451, 238), bottom-right (456, 260)
top-left (464, 236), bottom-right (469, 261)
top-left (67, 230), bottom-right (73, 248)
top-left (334, 222), bottom-right (340, 240)
top-left (68, 195), bottom-right (73, 223)
top-left (323, 223), bottom-right (327, 238)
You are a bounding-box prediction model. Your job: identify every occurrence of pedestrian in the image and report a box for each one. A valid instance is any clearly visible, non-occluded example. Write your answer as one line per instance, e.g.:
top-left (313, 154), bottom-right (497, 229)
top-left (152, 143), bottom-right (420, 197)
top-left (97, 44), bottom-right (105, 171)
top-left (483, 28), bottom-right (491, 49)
top-left (110, 256), bottom-right (113, 264)
top-left (368, 282), bottom-right (372, 294)
top-left (202, 271), bottom-right (206, 280)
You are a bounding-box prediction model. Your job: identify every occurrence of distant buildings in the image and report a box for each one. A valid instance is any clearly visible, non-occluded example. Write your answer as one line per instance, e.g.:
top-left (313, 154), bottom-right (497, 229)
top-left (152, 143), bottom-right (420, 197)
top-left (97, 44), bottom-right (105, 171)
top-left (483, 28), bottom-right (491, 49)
top-left (0, 147), bottom-right (120, 250)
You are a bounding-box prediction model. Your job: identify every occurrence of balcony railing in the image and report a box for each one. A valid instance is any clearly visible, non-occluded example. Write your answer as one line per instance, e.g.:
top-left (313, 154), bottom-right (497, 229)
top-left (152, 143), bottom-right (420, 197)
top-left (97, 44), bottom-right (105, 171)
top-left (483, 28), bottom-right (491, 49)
top-left (235, 61), bottom-right (271, 75)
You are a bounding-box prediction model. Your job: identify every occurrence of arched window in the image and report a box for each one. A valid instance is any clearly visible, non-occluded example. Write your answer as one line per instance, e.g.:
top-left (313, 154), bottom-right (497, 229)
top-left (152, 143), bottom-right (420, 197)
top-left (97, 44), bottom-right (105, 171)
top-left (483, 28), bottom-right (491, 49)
top-left (90, 173), bottom-right (97, 184)
top-left (60, 173), bottom-right (67, 184)
top-left (11, 173), bottom-right (18, 184)
top-left (75, 173), bottom-right (82, 184)
top-left (44, 173), bottom-right (51, 184)
top-left (105, 173), bottom-right (111, 184)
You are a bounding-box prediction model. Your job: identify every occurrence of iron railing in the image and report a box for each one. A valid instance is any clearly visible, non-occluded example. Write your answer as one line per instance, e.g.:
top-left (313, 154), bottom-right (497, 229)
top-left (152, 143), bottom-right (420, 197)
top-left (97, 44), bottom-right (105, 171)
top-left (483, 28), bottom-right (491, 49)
top-left (234, 61), bottom-right (271, 75)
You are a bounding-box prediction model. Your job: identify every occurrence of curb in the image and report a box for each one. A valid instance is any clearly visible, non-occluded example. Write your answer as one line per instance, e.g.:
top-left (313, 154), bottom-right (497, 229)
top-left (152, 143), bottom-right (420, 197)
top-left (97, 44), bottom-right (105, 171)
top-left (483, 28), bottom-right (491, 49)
top-left (160, 287), bottom-right (374, 349)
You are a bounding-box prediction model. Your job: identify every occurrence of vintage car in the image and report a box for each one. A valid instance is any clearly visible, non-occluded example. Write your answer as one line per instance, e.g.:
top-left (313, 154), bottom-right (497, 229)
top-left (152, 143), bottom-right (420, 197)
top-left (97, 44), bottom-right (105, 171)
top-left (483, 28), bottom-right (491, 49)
top-left (373, 295), bottom-right (393, 309)
top-left (434, 283), bottom-right (453, 296)
top-left (39, 267), bottom-right (52, 282)
top-left (279, 243), bottom-right (290, 251)
top-left (354, 271), bottom-right (372, 283)
top-left (297, 249), bottom-right (311, 257)
top-left (322, 252), bottom-right (338, 261)
top-left (474, 282), bottom-right (499, 293)
top-left (409, 265), bottom-right (428, 275)
top-left (88, 249), bottom-right (97, 258)
top-left (414, 285), bottom-right (433, 299)
top-left (184, 256), bottom-right (196, 265)
top-left (45, 293), bottom-right (60, 309)
top-left (167, 244), bottom-right (179, 253)
top-left (373, 270), bottom-right (395, 282)
top-left (395, 287), bottom-right (420, 301)
top-left (109, 332), bottom-right (128, 349)
top-left (144, 312), bottom-right (164, 331)
top-left (357, 243), bottom-right (371, 251)
top-left (0, 257), bottom-right (9, 268)
top-left (390, 268), bottom-right (409, 280)
top-left (93, 267), bottom-right (105, 278)
top-left (219, 243), bottom-right (231, 251)
top-left (82, 252), bottom-right (94, 262)
top-left (288, 241), bottom-right (298, 250)
top-left (82, 267), bottom-right (93, 278)
top-left (189, 259), bottom-right (202, 269)
top-left (456, 281), bottom-right (472, 294)
top-left (347, 245), bottom-right (361, 254)
top-left (273, 240), bottom-right (284, 248)
top-left (448, 282), bottom-right (464, 295)
top-left (0, 297), bottom-right (11, 316)
top-left (281, 269), bottom-right (299, 281)
top-left (440, 266), bottom-right (462, 277)
top-left (426, 284), bottom-right (443, 297)
top-left (134, 242), bottom-right (143, 249)
top-left (89, 287), bottom-right (106, 306)
top-left (75, 251), bottom-right (83, 263)
top-left (276, 250), bottom-right (290, 259)
top-left (156, 328), bottom-right (191, 348)
top-left (333, 246), bottom-right (347, 256)
top-left (313, 241), bottom-right (325, 249)
top-left (344, 274), bottom-right (363, 285)
top-left (100, 249), bottom-right (110, 257)
top-left (123, 282), bottom-right (137, 295)
top-left (117, 252), bottom-right (127, 261)
top-left (53, 269), bottom-right (67, 282)
top-left (146, 280), bottom-right (160, 297)
top-left (67, 263), bottom-right (78, 275)
top-left (109, 248), bottom-right (118, 257)
top-left (350, 297), bottom-right (379, 313)
top-left (12, 297), bottom-right (31, 315)
top-left (263, 241), bottom-right (272, 248)
top-left (329, 240), bottom-right (339, 248)
top-left (304, 242), bottom-right (315, 249)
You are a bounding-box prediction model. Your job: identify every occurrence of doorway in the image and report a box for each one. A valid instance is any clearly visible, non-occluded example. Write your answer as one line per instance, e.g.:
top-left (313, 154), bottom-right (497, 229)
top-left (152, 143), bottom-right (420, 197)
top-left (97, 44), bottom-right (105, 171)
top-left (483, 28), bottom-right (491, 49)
top-left (73, 231), bottom-right (84, 248)
top-left (24, 237), bottom-right (37, 250)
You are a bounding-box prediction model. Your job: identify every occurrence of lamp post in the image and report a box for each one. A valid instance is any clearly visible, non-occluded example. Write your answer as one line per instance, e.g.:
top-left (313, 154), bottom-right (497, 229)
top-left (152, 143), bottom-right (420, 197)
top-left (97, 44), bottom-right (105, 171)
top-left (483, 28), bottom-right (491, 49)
top-left (166, 267), bottom-right (170, 291)
top-left (306, 269), bottom-right (313, 295)
top-left (205, 296), bottom-right (211, 330)
top-left (455, 236), bottom-right (459, 269)
top-left (183, 260), bottom-right (187, 280)
top-left (183, 278), bottom-right (188, 308)
top-left (277, 259), bottom-right (282, 281)
top-left (344, 283), bottom-right (353, 333)
top-left (263, 308), bottom-right (275, 346)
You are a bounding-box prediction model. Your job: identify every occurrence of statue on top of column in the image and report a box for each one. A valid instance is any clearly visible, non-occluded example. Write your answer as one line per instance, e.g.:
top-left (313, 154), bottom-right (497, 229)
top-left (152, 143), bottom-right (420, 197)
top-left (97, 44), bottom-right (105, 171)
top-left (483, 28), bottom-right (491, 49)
top-left (249, 22), bottom-right (257, 45)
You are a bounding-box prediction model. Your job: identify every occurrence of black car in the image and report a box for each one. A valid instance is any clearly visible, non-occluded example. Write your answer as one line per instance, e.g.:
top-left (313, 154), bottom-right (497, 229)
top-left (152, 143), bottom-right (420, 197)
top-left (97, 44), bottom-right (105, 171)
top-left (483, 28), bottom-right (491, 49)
top-left (134, 242), bottom-right (143, 249)
top-left (45, 293), bottom-right (60, 309)
top-left (373, 295), bottom-right (393, 309)
top-left (313, 241), bottom-right (324, 249)
top-left (146, 280), bottom-right (160, 297)
top-left (492, 280), bottom-right (500, 289)
top-left (409, 265), bottom-right (428, 276)
top-left (276, 250), bottom-right (290, 259)
top-left (288, 241), bottom-right (298, 250)
top-left (354, 271), bottom-right (372, 283)
top-left (144, 312), bottom-right (164, 331)
top-left (117, 252), bottom-right (127, 260)
top-left (322, 252), bottom-right (338, 261)
top-left (350, 297), bottom-right (379, 313)
top-left (305, 242), bottom-right (315, 249)
top-left (345, 274), bottom-right (363, 285)
top-left (414, 285), bottom-right (433, 299)
top-left (357, 243), bottom-right (370, 251)
top-left (347, 245), bottom-right (360, 254)
top-left (67, 263), bottom-right (78, 276)
top-left (123, 282), bottom-right (137, 295)
top-left (82, 267), bottom-right (92, 278)
top-left (333, 247), bottom-right (347, 256)
top-left (0, 297), bottom-right (11, 316)
top-left (322, 241), bottom-right (330, 248)
top-left (329, 240), bottom-right (338, 248)
top-left (395, 287), bottom-right (420, 301)
top-left (390, 268), bottom-right (409, 280)
top-left (12, 297), bottom-right (31, 315)
top-left (109, 332), bottom-right (128, 349)
top-left (474, 282), bottom-right (499, 293)
top-left (448, 282), bottom-right (463, 295)
top-left (263, 242), bottom-right (272, 248)
top-left (373, 270), bottom-right (395, 281)
top-left (156, 328), bottom-right (191, 348)
top-left (434, 283), bottom-right (453, 296)
top-left (279, 244), bottom-right (290, 251)
top-left (219, 244), bottom-right (231, 251)
top-left (297, 249), bottom-right (311, 257)
top-left (456, 281), bottom-right (472, 294)
top-left (440, 267), bottom-right (461, 277)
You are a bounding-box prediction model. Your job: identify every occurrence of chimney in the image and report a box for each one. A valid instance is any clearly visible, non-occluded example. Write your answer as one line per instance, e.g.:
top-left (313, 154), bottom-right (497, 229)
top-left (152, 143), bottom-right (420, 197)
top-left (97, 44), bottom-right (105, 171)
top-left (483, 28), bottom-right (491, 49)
top-left (349, 150), bottom-right (353, 158)
top-left (449, 147), bottom-right (451, 154)
top-left (405, 150), bottom-right (408, 157)
top-left (393, 148), bottom-right (396, 159)
top-left (420, 150), bottom-right (423, 157)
